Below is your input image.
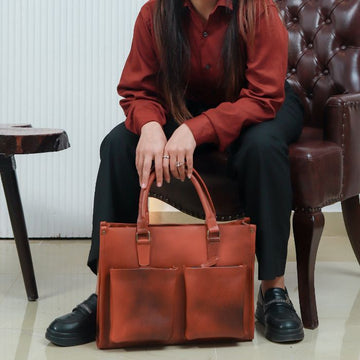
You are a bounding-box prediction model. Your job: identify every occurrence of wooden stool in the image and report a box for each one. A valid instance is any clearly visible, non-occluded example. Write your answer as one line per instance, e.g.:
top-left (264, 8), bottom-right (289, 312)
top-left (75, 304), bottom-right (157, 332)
top-left (0, 124), bottom-right (70, 300)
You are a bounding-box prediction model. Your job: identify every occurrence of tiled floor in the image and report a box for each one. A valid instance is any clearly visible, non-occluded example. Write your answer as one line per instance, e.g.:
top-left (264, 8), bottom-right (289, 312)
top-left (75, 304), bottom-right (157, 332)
top-left (0, 232), bottom-right (359, 360)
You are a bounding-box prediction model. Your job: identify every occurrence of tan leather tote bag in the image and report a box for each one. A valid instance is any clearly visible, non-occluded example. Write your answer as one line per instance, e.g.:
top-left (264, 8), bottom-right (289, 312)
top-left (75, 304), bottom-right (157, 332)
top-left (97, 169), bottom-right (256, 349)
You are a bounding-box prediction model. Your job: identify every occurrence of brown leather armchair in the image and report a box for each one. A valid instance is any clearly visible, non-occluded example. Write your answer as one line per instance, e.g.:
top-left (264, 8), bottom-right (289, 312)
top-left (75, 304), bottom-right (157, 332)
top-left (150, 0), bottom-right (360, 330)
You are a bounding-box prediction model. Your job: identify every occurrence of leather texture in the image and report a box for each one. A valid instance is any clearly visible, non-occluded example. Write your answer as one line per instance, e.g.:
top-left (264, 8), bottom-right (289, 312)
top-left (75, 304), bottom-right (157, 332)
top-left (150, 151), bottom-right (243, 221)
top-left (150, 0), bottom-right (360, 213)
top-left (289, 137), bottom-right (343, 208)
top-left (278, 0), bottom-right (360, 127)
top-left (324, 93), bottom-right (360, 200)
top-left (255, 287), bottom-right (304, 342)
top-left (278, 0), bottom-right (360, 209)
top-left (96, 170), bottom-right (256, 349)
top-left (45, 294), bottom-right (97, 347)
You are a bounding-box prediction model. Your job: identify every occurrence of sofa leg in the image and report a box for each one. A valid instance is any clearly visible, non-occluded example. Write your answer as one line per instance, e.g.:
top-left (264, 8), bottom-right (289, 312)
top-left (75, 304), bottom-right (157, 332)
top-left (341, 195), bottom-right (360, 265)
top-left (293, 209), bottom-right (324, 329)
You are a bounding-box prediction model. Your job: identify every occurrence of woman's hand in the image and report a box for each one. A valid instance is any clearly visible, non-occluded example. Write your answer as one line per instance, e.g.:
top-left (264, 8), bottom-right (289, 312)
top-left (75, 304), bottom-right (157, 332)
top-left (163, 124), bottom-right (196, 182)
top-left (136, 121), bottom-right (167, 188)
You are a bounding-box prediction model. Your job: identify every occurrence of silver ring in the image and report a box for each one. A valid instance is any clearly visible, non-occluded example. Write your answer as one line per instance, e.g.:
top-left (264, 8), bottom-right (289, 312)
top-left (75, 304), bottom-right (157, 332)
top-left (175, 161), bottom-right (184, 168)
top-left (162, 155), bottom-right (170, 159)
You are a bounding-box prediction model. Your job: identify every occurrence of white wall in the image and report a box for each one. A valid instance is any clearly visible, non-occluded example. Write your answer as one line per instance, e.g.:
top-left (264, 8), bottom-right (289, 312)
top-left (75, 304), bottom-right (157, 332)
top-left (0, 0), bottom-right (341, 238)
top-left (0, 0), bottom-right (148, 237)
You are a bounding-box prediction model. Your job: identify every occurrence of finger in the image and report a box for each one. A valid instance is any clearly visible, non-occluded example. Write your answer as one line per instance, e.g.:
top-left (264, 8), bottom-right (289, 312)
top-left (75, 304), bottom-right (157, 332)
top-left (162, 154), bottom-right (171, 183)
top-left (136, 152), bottom-right (143, 187)
top-left (176, 154), bottom-right (186, 181)
top-left (169, 152), bottom-right (180, 180)
top-left (135, 149), bottom-right (140, 172)
top-left (154, 153), bottom-right (163, 187)
top-left (185, 151), bottom-right (193, 179)
top-left (141, 156), bottom-right (152, 188)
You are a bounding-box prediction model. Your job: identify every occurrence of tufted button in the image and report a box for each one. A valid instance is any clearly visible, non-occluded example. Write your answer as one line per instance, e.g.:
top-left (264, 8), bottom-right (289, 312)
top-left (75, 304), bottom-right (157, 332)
top-left (308, 43), bottom-right (313, 49)
top-left (323, 69), bottom-right (329, 75)
top-left (292, 17), bottom-right (298, 22)
top-left (290, 68), bottom-right (296, 74)
top-left (340, 45), bottom-right (347, 51)
top-left (308, 93), bottom-right (313, 99)
top-left (325, 18), bottom-right (331, 24)
top-left (202, 31), bottom-right (208, 38)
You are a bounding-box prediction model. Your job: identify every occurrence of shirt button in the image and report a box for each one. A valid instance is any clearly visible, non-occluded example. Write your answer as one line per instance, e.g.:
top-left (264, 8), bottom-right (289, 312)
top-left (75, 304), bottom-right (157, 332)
top-left (202, 31), bottom-right (208, 38)
top-left (204, 64), bottom-right (211, 70)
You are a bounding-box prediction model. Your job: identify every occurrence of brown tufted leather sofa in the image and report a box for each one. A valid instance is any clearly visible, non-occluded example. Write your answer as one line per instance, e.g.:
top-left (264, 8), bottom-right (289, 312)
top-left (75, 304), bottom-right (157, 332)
top-left (150, 0), bottom-right (360, 329)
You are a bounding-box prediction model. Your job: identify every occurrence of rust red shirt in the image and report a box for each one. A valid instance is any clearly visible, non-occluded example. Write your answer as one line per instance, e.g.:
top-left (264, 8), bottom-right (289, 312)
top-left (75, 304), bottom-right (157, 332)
top-left (118, 0), bottom-right (288, 151)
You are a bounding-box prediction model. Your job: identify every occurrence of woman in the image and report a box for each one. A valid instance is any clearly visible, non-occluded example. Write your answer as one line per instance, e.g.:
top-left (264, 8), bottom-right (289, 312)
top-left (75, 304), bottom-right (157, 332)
top-left (46, 0), bottom-right (304, 346)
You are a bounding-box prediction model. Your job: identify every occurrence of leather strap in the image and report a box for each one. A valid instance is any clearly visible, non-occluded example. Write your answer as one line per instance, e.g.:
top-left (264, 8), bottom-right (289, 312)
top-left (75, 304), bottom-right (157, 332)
top-left (136, 168), bottom-right (220, 266)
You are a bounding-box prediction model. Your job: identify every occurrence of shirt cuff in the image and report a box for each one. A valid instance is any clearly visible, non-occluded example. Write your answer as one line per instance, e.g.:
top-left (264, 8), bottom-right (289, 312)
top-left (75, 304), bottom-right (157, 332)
top-left (124, 115), bottom-right (165, 135)
top-left (185, 113), bottom-right (218, 145)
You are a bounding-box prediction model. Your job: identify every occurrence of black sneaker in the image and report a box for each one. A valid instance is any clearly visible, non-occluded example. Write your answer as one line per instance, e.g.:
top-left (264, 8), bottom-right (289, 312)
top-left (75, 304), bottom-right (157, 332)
top-left (255, 287), bottom-right (304, 343)
top-left (45, 294), bottom-right (97, 346)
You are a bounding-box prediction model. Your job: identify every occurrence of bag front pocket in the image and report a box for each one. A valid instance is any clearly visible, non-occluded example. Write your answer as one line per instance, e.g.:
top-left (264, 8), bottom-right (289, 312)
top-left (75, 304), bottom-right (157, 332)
top-left (184, 265), bottom-right (248, 340)
top-left (109, 267), bottom-right (178, 344)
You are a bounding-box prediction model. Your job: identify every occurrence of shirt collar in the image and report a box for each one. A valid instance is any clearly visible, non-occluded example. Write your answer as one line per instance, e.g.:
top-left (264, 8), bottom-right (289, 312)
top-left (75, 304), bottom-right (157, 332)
top-left (183, 0), bottom-right (233, 12)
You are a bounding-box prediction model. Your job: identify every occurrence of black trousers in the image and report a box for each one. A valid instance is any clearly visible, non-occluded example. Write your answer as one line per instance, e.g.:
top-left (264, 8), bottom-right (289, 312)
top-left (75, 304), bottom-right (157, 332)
top-left (87, 81), bottom-right (304, 280)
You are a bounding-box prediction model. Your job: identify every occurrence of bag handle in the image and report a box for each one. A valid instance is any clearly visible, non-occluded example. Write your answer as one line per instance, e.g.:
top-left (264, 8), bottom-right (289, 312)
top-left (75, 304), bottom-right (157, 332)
top-left (136, 169), bottom-right (220, 266)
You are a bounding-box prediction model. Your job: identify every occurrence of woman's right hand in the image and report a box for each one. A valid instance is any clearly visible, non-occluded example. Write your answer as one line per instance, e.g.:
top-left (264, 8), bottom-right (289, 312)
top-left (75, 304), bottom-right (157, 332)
top-left (136, 121), bottom-right (167, 189)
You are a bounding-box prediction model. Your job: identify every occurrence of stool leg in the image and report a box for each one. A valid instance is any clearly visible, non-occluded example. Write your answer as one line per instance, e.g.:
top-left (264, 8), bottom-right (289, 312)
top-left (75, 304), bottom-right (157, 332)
top-left (0, 155), bottom-right (38, 301)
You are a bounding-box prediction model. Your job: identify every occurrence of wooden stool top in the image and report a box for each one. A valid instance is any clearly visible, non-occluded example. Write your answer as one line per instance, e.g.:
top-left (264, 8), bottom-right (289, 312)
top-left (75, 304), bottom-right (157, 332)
top-left (0, 124), bottom-right (70, 155)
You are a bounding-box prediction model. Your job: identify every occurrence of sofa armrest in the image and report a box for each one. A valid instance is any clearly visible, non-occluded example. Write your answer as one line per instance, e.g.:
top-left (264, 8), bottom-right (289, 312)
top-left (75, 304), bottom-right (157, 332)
top-left (325, 93), bottom-right (360, 199)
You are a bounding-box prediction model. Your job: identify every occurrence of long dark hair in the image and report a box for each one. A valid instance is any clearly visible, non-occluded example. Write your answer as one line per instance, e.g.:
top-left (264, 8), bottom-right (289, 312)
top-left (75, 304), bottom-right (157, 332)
top-left (154, 0), bottom-right (269, 124)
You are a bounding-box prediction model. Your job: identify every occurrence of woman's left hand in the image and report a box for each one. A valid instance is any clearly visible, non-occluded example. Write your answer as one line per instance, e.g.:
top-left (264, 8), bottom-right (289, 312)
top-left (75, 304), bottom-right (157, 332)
top-left (163, 124), bottom-right (196, 182)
